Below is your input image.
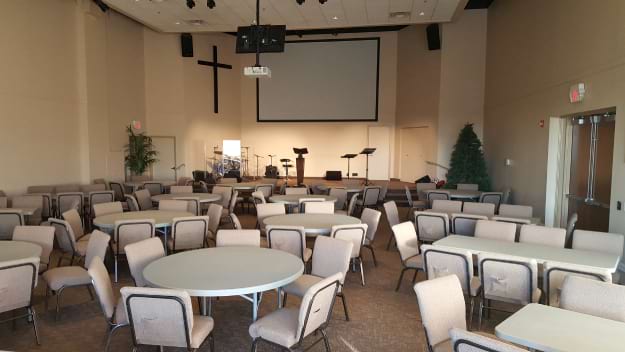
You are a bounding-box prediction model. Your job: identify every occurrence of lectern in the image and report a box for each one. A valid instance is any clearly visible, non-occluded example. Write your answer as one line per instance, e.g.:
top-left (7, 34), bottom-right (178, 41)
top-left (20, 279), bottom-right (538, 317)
top-left (293, 148), bottom-right (308, 186)
top-left (359, 148), bottom-right (376, 186)
top-left (340, 154), bottom-right (358, 180)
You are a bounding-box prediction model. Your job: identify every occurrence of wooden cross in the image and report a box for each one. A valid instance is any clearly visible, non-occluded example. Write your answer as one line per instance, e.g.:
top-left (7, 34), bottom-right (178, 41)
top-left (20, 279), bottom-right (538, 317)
top-left (197, 45), bottom-right (233, 114)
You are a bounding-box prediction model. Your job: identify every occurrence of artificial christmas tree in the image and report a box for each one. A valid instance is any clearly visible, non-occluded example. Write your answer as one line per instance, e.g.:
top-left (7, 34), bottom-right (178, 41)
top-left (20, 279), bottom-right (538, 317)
top-left (444, 124), bottom-right (491, 191)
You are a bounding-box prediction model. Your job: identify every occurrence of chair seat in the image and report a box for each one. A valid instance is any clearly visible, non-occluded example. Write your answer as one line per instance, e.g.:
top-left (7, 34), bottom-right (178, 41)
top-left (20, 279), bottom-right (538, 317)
top-left (404, 255), bottom-right (423, 269)
top-left (282, 274), bottom-right (323, 297)
top-left (42, 266), bottom-right (90, 291)
top-left (249, 308), bottom-right (299, 348)
top-left (166, 237), bottom-right (203, 251)
top-left (114, 296), bottom-right (128, 325)
top-left (303, 248), bottom-right (313, 263)
top-left (77, 233), bottom-right (91, 244)
top-left (75, 239), bottom-right (89, 256)
top-left (191, 315), bottom-right (215, 349)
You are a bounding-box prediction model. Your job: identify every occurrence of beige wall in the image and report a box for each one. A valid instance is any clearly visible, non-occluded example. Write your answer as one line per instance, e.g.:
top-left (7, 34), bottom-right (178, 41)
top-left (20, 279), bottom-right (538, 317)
top-left (484, 0), bottom-right (625, 235)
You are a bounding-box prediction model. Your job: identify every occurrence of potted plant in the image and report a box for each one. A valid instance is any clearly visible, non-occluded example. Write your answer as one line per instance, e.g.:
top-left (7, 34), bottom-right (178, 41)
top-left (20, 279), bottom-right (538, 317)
top-left (124, 125), bottom-right (158, 180)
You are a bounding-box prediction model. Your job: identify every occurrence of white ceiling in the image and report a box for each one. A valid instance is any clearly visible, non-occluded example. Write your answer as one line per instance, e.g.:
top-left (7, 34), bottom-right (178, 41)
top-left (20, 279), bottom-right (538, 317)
top-left (104, 0), bottom-right (468, 33)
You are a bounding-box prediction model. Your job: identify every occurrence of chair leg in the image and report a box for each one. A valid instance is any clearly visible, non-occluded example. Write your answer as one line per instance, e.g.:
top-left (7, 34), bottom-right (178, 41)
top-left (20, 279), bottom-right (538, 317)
top-left (30, 307), bottom-right (40, 345)
top-left (55, 288), bottom-right (65, 321)
top-left (114, 255), bottom-right (118, 283)
top-left (339, 292), bottom-right (350, 321)
top-left (251, 338), bottom-right (259, 352)
top-left (395, 268), bottom-right (409, 291)
top-left (468, 296), bottom-right (475, 331)
top-left (359, 259), bottom-right (365, 286)
top-left (105, 324), bottom-right (125, 352)
top-left (86, 285), bottom-right (95, 300)
top-left (477, 298), bottom-right (484, 331)
top-left (321, 328), bottom-right (332, 352)
top-left (283, 292), bottom-right (288, 306)
top-left (365, 245), bottom-right (378, 267)
top-left (209, 332), bottom-right (215, 352)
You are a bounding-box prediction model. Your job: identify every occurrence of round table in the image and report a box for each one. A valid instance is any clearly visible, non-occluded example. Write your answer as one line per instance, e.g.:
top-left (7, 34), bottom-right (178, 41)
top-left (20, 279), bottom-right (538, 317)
top-left (143, 247), bottom-right (304, 321)
top-left (151, 193), bottom-right (221, 204)
top-left (263, 213), bottom-right (361, 236)
top-left (93, 210), bottom-right (193, 230)
top-left (269, 194), bottom-right (338, 205)
top-left (231, 182), bottom-right (260, 191)
top-left (425, 189), bottom-right (482, 200)
top-left (0, 241), bottom-right (42, 262)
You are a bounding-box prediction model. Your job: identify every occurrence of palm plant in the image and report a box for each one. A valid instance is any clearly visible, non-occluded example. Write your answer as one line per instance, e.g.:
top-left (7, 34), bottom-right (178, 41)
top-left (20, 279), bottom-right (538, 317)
top-left (124, 125), bottom-right (158, 175)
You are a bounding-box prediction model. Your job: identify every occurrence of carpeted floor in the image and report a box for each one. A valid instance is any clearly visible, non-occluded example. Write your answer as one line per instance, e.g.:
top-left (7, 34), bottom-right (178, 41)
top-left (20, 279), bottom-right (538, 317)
top-left (0, 208), bottom-right (502, 352)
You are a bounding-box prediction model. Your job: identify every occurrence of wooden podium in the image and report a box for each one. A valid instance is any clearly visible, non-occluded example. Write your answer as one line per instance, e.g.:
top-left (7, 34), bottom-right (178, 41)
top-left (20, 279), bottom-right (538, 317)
top-left (293, 148), bottom-right (308, 186)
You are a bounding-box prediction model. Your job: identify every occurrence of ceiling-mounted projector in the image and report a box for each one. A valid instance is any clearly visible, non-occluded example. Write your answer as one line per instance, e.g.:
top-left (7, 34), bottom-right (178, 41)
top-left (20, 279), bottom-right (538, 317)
top-left (244, 66), bottom-right (271, 78)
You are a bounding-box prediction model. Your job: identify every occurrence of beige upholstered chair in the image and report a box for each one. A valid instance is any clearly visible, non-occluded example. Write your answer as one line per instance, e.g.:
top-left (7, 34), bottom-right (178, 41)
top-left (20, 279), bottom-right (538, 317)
top-left (255, 184), bottom-right (274, 199)
top-left (416, 182), bottom-right (436, 201)
top-left (42, 230), bottom-right (110, 319)
top-left (449, 328), bottom-right (526, 352)
top-left (0, 196), bottom-right (7, 208)
top-left (142, 182), bottom-right (163, 196)
top-left (427, 190), bottom-right (450, 207)
top-left (212, 185), bottom-right (233, 208)
top-left (335, 193), bottom-right (358, 216)
top-left (88, 191), bottom-right (115, 219)
top-left (282, 236), bottom-right (353, 320)
top-left (134, 189), bottom-right (154, 211)
top-left (285, 187), bottom-right (308, 195)
top-left (391, 222), bottom-right (424, 291)
top-left (159, 199), bottom-right (189, 212)
top-left (451, 214), bottom-right (488, 236)
top-left (571, 229), bottom-right (625, 256)
top-left (93, 202), bottom-right (124, 218)
top-left (267, 226), bottom-right (312, 265)
top-left (0, 209), bottom-right (24, 240)
top-left (108, 182), bottom-right (125, 202)
top-left (222, 190), bottom-right (238, 219)
top-left (250, 273), bottom-right (341, 352)
top-left (414, 275), bottom-right (466, 352)
top-left (178, 177), bottom-right (193, 186)
top-left (414, 211), bottom-right (450, 242)
top-left (361, 208), bottom-right (381, 266)
top-left (11, 195), bottom-right (43, 225)
top-left (49, 217), bottom-right (87, 266)
top-left (63, 208), bottom-right (91, 242)
top-left (170, 185), bottom-right (192, 194)
top-left (297, 197), bottom-right (322, 213)
top-left (256, 203), bottom-right (286, 233)
top-left (169, 216), bottom-right (209, 251)
top-left (543, 261), bottom-right (611, 307)
top-left (125, 237), bottom-right (165, 287)
top-left (560, 275), bottom-right (625, 322)
top-left (121, 286), bottom-right (215, 351)
top-left (125, 194), bottom-right (140, 212)
top-left (329, 187), bottom-right (347, 211)
top-left (499, 204), bottom-right (533, 218)
top-left (432, 199), bottom-right (462, 213)
top-left (405, 185), bottom-right (427, 213)
top-left (216, 229), bottom-right (261, 247)
top-left (112, 219), bottom-right (155, 282)
top-left (519, 224), bottom-right (566, 248)
top-left (174, 197), bottom-right (201, 216)
top-left (205, 204), bottom-right (223, 244)
top-left (82, 184), bottom-right (106, 193)
top-left (251, 191), bottom-right (266, 206)
top-left (479, 192), bottom-right (503, 213)
top-left (564, 213), bottom-right (578, 248)
top-left (492, 216), bottom-right (532, 226)
top-left (57, 192), bottom-right (84, 218)
top-left (13, 225), bottom-right (55, 273)
top-left (57, 184), bottom-right (80, 193)
top-left (304, 201), bottom-right (334, 214)
top-left (355, 186), bottom-right (381, 213)
top-left (0, 257), bottom-right (41, 344)
top-left (384, 201), bottom-right (401, 250)
top-left (27, 185), bottom-right (55, 193)
top-left (477, 253), bottom-right (541, 329)
top-left (422, 244), bottom-right (481, 328)
top-left (88, 256), bottom-right (128, 352)
top-left (331, 224), bottom-right (368, 286)
top-left (457, 184), bottom-right (479, 191)
top-left (230, 213), bottom-right (243, 230)
top-left (462, 202), bottom-right (495, 217)
top-left (474, 220), bottom-right (516, 242)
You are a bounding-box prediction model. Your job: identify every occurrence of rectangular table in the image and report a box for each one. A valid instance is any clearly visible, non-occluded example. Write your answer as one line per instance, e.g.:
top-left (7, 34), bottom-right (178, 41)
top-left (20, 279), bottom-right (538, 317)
top-left (434, 235), bottom-right (620, 272)
top-left (496, 303), bottom-right (625, 352)
top-left (423, 209), bottom-right (541, 225)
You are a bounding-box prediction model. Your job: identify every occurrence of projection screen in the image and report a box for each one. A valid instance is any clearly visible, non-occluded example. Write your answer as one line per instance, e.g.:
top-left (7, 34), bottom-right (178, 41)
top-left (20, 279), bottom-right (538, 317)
top-left (258, 38), bottom-right (380, 122)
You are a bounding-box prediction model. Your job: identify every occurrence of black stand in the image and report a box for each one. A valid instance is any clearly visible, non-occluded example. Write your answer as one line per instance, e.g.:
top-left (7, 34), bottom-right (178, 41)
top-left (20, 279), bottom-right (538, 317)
top-left (359, 148), bottom-right (376, 186)
top-left (293, 148), bottom-right (309, 186)
top-left (280, 158), bottom-right (292, 183)
top-left (254, 154), bottom-right (263, 179)
top-left (341, 154), bottom-right (358, 180)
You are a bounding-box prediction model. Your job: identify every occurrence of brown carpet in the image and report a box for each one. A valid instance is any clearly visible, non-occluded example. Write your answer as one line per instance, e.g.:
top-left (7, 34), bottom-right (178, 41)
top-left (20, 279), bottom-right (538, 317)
top-left (0, 208), bottom-right (502, 352)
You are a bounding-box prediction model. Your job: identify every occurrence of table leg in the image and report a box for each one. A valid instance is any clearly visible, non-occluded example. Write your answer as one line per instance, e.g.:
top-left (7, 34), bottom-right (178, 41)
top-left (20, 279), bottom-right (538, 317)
top-left (252, 292), bottom-right (258, 321)
top-left (277, 288), bottom-right (282, 309)
top-left (164, 227), bottom-right (169, 255)
top-left (200, 297), bottom-right (213, 316)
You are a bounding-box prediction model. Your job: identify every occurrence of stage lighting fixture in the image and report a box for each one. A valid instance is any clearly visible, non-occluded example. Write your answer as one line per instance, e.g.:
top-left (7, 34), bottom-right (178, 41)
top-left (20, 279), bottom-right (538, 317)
top-left (186, 0), bottom-right (195, 9)
top-left (296, 0), bottom-right (305, 5)
top-left (207, 0), bottom-right (215, 8)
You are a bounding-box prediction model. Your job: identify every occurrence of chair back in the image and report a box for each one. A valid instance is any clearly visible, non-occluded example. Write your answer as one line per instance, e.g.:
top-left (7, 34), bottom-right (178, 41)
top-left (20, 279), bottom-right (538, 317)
top-left (360, 208), bottom-right (381, 242)
top-left (543, 262), bottom-right (611, 307)
top-left (0, 258), bottom-right (38, 313)
top-left (572, 229), bottom-right (625, 257)
top-left (134, 189), bottom-right (154, 211)
top-left (230, 213), bottom-right (242, 229)
top-left (564, 213), bottom-right (578, 248)
top-left (82, 184), bottom-right (106, 193)
top-left (256, 203), bottom-right (286, 230)
top-left (376, 181), bottom-right (389, 201)
top-left (519, 225), bottom-right (566, 248)
top-left (499, 204), bottom-right (533, 218)
top-left (88, 256), bottom-right (116, 320)
top-left (479, 192), bottom-right (503, 212)
top-left (457, 184), bottom-right (478, 191)
top-left (383, 201), bottom-right (400, 228)
top-left (432, 199), bottom-right (462, 213)
top-left (414, 275), bottom-right (466, 348)
top-left (212, 185), bottom-right (233, 208)
top-left (329, 188), bottom-right (347, 210)
top-left (474, 220), bottom-right (516, 242)
top-left (121, 286), bottom-right (194, 349)
top-left (331, 224), bottom-right (367, 258)
top-left (311, 236), bottom-right (353, 284)
top-left (158, 200), bottom-right (188, 212)
top-left (85, 230), bottom-right (111, 269)
top-left (216, 229), bottom-right (261, 247)
top-left (462, 202), bottom-right (495, 217)
top-left (404, 186), bottom-right (414, 208)
top-left (170, 186), bottom-right (192, 194)
top-left (422, 245), bottom-right (474, 295)
top-left (62, 208), bottom-right (85, 238)
top-left (109, 182), bottom-right (125, 202)
top-left (0, 196), bottom-right (6, 208)
top-left (206, 204), bottom-right (223, 235)
top-left (228, 191), bottom-right (238, 213)
top-left (391, 222), bottom-right (421, 262)
top-left (251, 191), bottom-right (266, 205)
top-left (267, 226), bottom-right (307, 260)
top-left (416, 183), bottom-right (436, 200)
top-left (125, 237), bottom-right (165, 287)
top-left (89, 191), bottom-right (115, 213)
top-left (12, 195), bottom-right (43, 224)
top-left (13, 225), bottom-right (54, 268)
top-left (173, 197), bottom-right (200, 216)
top-left (27, 185), bottom-right (55, 194)
top-left (255, 184), bottom-right (274, 199)
top-left (114, 219), bottom-right (155, 255)
top-left (345, 193), bottom-right (358, 216)
top-left (414, 211), bottom-right (449, 242)
top-left (56, 184), bottom-right (80, 193)
top-left (57, 192), bottom-right (84, 216)
top-left (361, 186), bottom-right (381, 207)
top-left (0, 209), bottom-right (24, 240)
top-left (303, 201), bottom-right (334, 214)
top-left (142, 182), bottom-right (163, 196)
top-left (450, 328), bottom-right (526, 352)
top-left (285, 187), bottom-right (308, 195)
top-left (451, 214), bottom-right (488, 236)
top-left (171, 216), bottom-right (209, 251)
top-left (296, 273), bottom-right (341, 342)
top-left (560, 275), bottom-right (625, 322)
top-left (48, 218), bottom-right (77, 254)
top-left (93, 202), bottom-right (123, 218)
top-left (478, 253), bottom-right (538, 305)
top-left (427, 190), bottom-right (450, 206)
top-left (125, 195), bottom-right (140, 212)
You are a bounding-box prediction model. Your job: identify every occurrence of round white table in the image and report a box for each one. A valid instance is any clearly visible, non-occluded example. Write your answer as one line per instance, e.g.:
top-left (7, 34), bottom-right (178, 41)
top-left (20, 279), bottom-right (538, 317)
top-left (143, 247), bottom-right (304, 321)
top-left (151, 193), bottom-right (221, 204)
top-left (424, 189), bottom-right (482, 200)
top-left (93, 210), bottom-right (193, 230)
top-left (0, 241), bottom-right (42, 262)
top-left (263, 213), bottom-right (361, 236)
top-left (269, 194), bottom-right (338, 205)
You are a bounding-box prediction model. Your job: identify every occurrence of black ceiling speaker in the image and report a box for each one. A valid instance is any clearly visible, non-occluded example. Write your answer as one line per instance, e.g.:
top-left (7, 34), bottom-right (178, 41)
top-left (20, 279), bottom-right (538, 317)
top-left (426, 23), bottom-right (441, 51)
top-left (181, 33), bottom-right (194, 57)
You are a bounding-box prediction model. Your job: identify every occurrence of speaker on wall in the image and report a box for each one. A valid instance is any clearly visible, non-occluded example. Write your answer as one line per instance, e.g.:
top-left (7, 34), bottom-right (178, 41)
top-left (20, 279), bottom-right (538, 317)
top-left (181, 33), bottom-right (194, 57)
top-left (426, 24), bottom-right (441, 51)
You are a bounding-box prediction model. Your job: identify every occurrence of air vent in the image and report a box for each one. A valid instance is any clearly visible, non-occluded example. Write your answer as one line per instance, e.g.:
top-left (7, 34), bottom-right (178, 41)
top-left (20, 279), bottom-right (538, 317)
top-left (185, 19), bottom-right (207, 26)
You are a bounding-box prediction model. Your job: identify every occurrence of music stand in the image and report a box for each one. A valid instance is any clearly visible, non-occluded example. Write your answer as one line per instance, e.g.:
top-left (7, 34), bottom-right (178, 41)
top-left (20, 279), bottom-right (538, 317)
top-left (293, 148), bottom-right (309, 186)
top-left (254, 154), bottom-right (263, 179)
top-left (340, 154), bottom-right (358, 180)
top-left (280, 158), bottom-right (292, 183)
top-left (359, 148), bottom-right (376, 186)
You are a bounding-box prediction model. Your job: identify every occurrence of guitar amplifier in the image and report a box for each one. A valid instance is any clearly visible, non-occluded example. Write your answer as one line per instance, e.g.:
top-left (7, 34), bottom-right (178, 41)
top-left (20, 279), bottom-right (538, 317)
top-left (325, 171), bottom-right (342, 181)
top-left (265, 166), bottom-right (278, 178)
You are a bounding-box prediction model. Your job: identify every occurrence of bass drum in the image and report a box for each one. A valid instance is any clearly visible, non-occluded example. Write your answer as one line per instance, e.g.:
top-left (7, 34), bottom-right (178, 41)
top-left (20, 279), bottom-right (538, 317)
top-left (265, 166), bottom-right (278, 178)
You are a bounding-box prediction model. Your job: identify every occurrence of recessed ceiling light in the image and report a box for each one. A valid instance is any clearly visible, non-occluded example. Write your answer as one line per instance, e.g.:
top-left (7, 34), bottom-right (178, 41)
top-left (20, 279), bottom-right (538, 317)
top-left (175, 21), bottom-right (181, 25)
top-left (332, 16), bottom-right (339, 20)
top-left (389, 11), bottom-right (410, 19)
top-left (419, 11), bottom-right (425, 16)
top-left (185, 19), bottom-right (206, 26)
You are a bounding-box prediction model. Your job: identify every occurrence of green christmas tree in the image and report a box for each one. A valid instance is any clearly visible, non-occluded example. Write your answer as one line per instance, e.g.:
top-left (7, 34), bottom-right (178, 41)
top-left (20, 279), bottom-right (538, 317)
top-left (444, 124), bottom-right (491, 191)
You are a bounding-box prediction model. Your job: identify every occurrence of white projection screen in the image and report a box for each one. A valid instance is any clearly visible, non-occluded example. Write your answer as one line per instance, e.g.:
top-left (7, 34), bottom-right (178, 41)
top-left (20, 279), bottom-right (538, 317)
top-left (258, 38), bottom-right (380, 122)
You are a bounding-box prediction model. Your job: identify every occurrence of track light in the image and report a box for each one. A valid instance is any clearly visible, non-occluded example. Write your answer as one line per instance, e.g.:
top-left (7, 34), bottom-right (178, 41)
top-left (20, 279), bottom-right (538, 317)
top-left (207, 0), bottom-right (215, 9)
top-left (186, 0), bottom-right (195, 9)
top-left (296, 0), bottom-right (305, 5)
